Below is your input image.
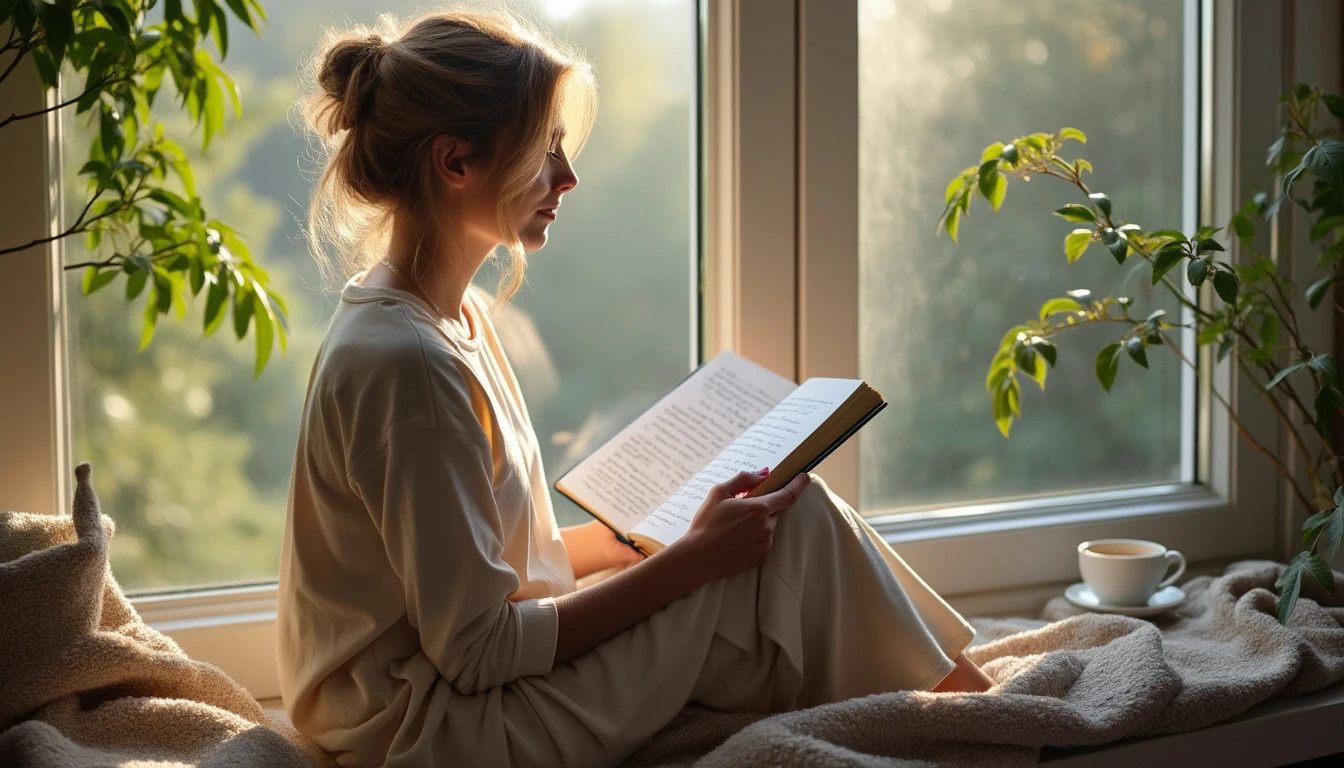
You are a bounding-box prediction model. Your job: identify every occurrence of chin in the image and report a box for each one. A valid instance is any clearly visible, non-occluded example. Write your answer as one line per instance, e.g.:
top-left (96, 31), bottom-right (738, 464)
top-left (520, 228), bottom-right (550, 252)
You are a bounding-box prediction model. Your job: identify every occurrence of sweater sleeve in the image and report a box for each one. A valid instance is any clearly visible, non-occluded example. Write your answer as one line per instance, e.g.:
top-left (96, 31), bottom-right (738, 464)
top-left (349, 422), bottom-right (559, 694)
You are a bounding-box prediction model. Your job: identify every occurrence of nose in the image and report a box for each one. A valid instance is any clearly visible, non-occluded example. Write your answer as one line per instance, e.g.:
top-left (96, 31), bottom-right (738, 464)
top-left (554, 156), bottom-right (578, 193)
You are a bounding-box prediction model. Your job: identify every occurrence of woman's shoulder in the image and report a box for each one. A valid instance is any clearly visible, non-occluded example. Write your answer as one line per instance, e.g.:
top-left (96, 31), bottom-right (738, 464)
top-left (313, 297), bottom-right (491, 448)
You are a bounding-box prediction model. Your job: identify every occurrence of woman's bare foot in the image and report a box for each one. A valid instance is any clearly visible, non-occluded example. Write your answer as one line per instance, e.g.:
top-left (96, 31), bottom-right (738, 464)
top-left (930, 652), bottom-right (995, 693)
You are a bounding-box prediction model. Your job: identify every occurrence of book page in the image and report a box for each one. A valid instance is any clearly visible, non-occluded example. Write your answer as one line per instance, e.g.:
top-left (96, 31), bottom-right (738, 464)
top-left (629, 378), bottom-right (863, 547)
top-left (555, 351), bottom-right (797, 532)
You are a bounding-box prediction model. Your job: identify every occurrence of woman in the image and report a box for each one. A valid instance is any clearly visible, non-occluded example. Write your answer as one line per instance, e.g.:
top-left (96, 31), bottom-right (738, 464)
top-left (278, 9), bottom-right (993, 768)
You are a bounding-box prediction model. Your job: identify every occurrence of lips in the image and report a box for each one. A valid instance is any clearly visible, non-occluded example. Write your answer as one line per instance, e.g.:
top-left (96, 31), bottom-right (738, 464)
top-left (538, 205), bottom-right (558, 220)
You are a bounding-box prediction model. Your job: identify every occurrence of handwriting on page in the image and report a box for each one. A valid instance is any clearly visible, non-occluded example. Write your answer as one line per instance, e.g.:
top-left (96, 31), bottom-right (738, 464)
top-left (631, 379), bottom-right (860, 543)
top-left (559, 355), bottom-right (794, 530)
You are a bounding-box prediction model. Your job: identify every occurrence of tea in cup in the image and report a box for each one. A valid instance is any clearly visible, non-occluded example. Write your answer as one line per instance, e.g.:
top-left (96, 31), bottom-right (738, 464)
top-left (1077, 539), bottom-right (1185, 606)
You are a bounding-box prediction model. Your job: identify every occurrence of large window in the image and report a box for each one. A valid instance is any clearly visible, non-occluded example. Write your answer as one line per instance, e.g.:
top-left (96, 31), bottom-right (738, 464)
top-left (62, 0), bottom-right (697, 593)
top-left (857, 0), bottom-right (1195, 514)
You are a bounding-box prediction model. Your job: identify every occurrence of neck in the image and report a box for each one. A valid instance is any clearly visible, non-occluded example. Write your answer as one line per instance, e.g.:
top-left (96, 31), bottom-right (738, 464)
top-left (385, 215), bottom-right (495, 323)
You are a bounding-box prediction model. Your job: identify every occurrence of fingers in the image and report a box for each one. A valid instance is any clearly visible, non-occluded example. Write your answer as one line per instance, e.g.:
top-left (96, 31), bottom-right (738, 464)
top-left (712, 468), bottom-right (769, 501)
top-left (756, 472), bottom-right (812, 514)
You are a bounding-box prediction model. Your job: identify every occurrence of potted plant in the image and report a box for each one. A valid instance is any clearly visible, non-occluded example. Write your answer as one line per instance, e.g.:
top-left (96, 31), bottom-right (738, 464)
top-left (940, 83), bottom-right (1344, 622)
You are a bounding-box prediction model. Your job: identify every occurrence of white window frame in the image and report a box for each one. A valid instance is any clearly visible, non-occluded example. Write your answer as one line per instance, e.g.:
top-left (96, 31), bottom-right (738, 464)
top-left (709, 0), bottom-right (1341, 604)
top-left (0, 0), bottom-right (1338, 700)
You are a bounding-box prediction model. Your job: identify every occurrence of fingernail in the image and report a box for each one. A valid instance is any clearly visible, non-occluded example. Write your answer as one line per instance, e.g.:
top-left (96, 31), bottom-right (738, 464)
top-left (758, 467), bottom-right (770, 475)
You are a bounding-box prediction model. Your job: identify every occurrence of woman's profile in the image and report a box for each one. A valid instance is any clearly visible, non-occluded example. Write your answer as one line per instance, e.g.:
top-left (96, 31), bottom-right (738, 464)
top-left (278, 9), bottom-right (993, 767)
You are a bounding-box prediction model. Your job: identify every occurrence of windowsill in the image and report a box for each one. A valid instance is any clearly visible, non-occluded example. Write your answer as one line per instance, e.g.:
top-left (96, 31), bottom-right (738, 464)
top-left (1040, 679), bottom-right (1344, 766)
top-left (252, 684), bottom-right (1344, 765)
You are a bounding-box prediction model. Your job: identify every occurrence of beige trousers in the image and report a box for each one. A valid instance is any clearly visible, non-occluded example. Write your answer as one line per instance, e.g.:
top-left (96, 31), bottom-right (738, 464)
top-left (418, 475), bottom-right (974, 768)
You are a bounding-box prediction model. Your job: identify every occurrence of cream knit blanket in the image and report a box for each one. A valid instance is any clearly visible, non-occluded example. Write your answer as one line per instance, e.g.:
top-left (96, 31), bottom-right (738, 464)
top-left (625, 560), bottom-right (1344, 767)
top-left (0, 463), bottom-right (334, 768)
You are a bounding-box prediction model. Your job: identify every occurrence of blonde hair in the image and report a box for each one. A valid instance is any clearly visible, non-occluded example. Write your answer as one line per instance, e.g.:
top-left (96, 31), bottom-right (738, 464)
top-left (299, 8), bottom-right (596, 302)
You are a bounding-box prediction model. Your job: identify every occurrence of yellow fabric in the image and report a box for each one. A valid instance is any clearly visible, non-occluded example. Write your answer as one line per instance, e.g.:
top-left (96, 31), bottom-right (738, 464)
top-left (278, 273), bottom-right (974, 768)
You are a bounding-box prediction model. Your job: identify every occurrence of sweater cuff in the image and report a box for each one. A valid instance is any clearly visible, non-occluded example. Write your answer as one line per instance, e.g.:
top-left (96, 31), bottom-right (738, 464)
top-left (515, 596), bottom-right (559, 678)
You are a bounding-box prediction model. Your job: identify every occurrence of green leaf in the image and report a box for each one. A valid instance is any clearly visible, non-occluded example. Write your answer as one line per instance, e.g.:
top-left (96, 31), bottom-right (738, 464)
top-left (139, 284), bottom-right (158, 350)
top-left (1147, 229), bottom-right (1187, 243)
top-left (1212, 269), bottom-right (1239, 306)
top-left (1095, 342), bottom-right (1121, 392)
top-left (1014, 344), bottom-right (1039, 377)
top-left (81, 265), bottom-right (119, 296)
top-left (1267, 134), bottom-right (1287, 166)
top-left (124, 268), bottom-right (147, 300)
top-left (1039, 297), bottom-right (1083, 322)
top-left (1306, 276), bottom-right (1339, 310)
top-left (1303, 139), bottom-right (1344, 188)
top-left (1088, 192), bottom-right (1112, 219)
top-left (1197, 318), bottom-right (1226, 345)
top-left (252, 292), bottom-right (274, 378)
top-left (1230, 213), bottom-right (1255, 249)
top-left (1310, 354), bottom-right (1341, 387)
top-left (1125, 336), bottom-right (1148, 368)
top-left (1218, 337), bottom-right (1235, 362)
top-left (1266, 362), bottom-right (1306, 391)
top-left (999, 143), bottom-right (1019, 166)
top-left (1196, 238), bottom-right (1226, 253)
top-left (985, 172), bottom-right (1007, 210)
top-left (1152, 245), bottom-right (1184, 284)
top-left (203, 274), bottom-right (229, 337)
top-left (1324, 94), bottom-right (1344, 119)
top-left (1259, 314), bottom-right (1280, 348)
top-left (942, 207), bottom-right (961, 243)
top-left (1311, 215), bottom-right (1344, 243)
top-left (1032, 339), bottom-right (1058, 367)
top-left (34, 1), bottom-right (75, 69)
top-left (980, 142), bottom-right (1004, 163)
top-left (1275, 554), bottom-right (1307, 624)
top-left (1100, 228), bottom-right (1128, 264)
top-left (1305, 553), bottom-right (1336, 592)
top-left (1187, 257), bottom-right (1210, 287)
top-left (1054, 204), bottom-right (1097, 223)
top-left (1059, 127), bottom-right (1086, 144)
top-left (1065, 229), bottom-right (1092, 263)
top-left (944, 176), bottom-right (964, 205)
top-left (1305, 506), bottom-right (1343, 558)
top-left (232, 283), bottom-right (255, 340)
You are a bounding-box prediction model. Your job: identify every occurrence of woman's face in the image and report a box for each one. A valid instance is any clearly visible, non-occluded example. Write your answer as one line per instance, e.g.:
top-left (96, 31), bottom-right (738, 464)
top-left (441, 131), bottom-right (579, 254)
top-left (514, 137), bottom-right (579, 252)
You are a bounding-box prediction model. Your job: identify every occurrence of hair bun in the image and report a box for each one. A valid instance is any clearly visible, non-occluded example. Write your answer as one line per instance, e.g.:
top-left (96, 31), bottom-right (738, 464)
top-left (317, 34), bottom-right (387, 134)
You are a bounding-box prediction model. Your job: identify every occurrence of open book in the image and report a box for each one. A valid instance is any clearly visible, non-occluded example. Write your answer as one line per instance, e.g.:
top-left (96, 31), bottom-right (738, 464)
top-left (555, 351), bottom-right (886, 556)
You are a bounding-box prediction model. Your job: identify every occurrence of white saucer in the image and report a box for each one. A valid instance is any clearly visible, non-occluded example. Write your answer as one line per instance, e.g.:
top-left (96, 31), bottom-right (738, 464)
top-left (1064, 583), bottom-right (1186, 617)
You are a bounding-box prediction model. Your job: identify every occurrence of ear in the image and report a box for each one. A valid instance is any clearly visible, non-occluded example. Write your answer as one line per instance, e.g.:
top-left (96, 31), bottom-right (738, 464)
top-left (430, 134), bottom-right (478, 190)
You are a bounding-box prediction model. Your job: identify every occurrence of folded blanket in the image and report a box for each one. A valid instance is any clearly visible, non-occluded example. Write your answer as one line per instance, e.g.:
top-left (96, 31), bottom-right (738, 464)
top-left (0, 462), bottom-right (334, 768)
top-left (624, 560), bottom-right (1344, 767)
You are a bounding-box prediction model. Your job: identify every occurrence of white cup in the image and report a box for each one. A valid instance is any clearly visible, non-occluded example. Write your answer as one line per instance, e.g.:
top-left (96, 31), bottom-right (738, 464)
top-left (1077, 538), bottom-right (1186, 606)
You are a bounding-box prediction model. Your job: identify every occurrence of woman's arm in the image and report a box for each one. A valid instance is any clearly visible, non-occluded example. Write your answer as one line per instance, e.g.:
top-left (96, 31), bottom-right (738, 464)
top-left (551, 470), bottom-right (812, 665)
top-left (560, 520), bottom-right (643, 580)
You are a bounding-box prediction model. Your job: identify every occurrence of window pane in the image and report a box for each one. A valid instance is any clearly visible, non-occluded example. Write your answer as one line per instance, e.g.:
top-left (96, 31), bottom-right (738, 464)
top-left (63, 0), bottom-right (696, 592)
top-left (858, 0), bottom-right (1191, 513)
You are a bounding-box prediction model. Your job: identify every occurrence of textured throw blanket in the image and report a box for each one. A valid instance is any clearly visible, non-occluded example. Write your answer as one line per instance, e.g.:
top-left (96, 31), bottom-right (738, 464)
top-left (625, 560), bottom-right (1344, 767)
top-left (0, 463), bottom-right (334, 768)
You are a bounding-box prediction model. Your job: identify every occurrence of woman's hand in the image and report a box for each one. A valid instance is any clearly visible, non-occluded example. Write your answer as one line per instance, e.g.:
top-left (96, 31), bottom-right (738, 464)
top-left (667, 468), bottom-right (812, 587)
top-left (561, 520), bottom-right (644, 580)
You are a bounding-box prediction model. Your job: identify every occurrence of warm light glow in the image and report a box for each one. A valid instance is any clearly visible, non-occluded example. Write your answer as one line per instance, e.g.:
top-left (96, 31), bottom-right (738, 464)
top-left (1024, 39), bottom-right (1048, 65)
top-left (102, 392), bottom-right (136, 421)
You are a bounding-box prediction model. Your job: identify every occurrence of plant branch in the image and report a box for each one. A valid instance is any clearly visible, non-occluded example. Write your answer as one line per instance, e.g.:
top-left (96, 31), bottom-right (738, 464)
top-left (0, 194), bottom-right (133, 257)
top-left (1162, 334), bottom-right (1316, 511)
top-left (0, 74), bottom-right (124, 131)
top-left (0, 38), bottom-right (31, 88)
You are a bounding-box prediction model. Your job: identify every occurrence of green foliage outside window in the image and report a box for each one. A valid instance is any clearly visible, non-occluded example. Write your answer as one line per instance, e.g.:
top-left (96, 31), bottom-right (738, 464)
top-left (0, 0), bottom-right (286, 378)
top-left (942, 84), bottom-right (1344, 623)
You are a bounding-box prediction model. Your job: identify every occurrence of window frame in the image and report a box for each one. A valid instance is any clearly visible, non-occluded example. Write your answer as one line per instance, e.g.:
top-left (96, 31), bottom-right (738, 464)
top-left (0, 0), bottom-right (1337, 701)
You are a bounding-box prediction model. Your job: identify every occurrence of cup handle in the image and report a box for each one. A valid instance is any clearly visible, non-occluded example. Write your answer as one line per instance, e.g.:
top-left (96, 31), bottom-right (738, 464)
top-left (1158, 550), bottom-right (1186, 589)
